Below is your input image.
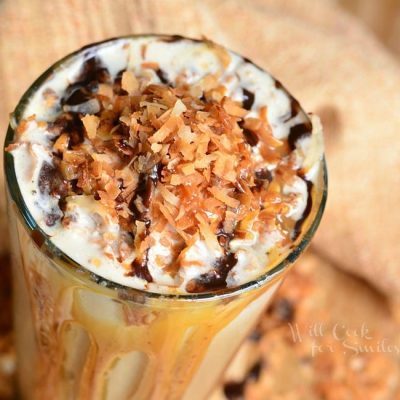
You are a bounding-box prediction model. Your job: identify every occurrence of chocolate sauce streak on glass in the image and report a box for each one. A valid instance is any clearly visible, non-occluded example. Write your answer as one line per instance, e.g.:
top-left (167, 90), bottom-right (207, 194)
top-left (155, 68), bottom-right (170, 85)
top-left (242, 88), bottom-right (255, 110)
top-left (292, 179), bottom-right (313, 240)
top-left (186, 253), bottom-right (237, 293)
top-left (287, 121), bottom-right (312, 151)
top-left (223, 381), bottom-right (245, 400)
top-left (62, 57), bottom-right (110, 106)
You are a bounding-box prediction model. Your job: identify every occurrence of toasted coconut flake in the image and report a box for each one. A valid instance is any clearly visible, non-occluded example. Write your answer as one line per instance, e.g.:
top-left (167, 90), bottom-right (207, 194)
top-left (53, 133), bottom-right (70, 153)
top-left (140, 101), bottom-right (168, 111)
top-left (63, 150), bottom-right (87, 165)
top-left (151, 143), bottom-right (163, 153)
top-left (181, 163), bottom-right (195, 176)
top-left (222, 97), bottom-right (248, 118)
top-left (170, 174), bottom-right (184, 186)
top-left (176, 215), bottom-right (193, 230)
top-left (195, 212), bottom-right (221, 253)
top-left (121, 71), bottom-right (139, 95)
top-left (178, 124), bottom-right (196, 143)
top-left (104, 179), bottom-right (121, 200)
top-left (81, 115), bottom-right (100, 139)
top-left (194, 153), bottom-right (217, 169)
top-left (209, 42), bottom-right (231, 69)
top-left (119, 115), bottom-right (130, 126)
top-left (60, 161), bottom-right (79, 180)
top-left (197, 74), bottom-right (219, 92)
top-left (157, 202), bottom-right (189, 241)
top-left (171, 99), bottom-right (187, 116)
top-left (179, 142), bottom-right (196, 161)
top-left (148, 115), bottom-right (179, 144)
top-left (98, 83), bottom-right (114, 99)
top-left (159, 184), bottom-right (180, 206)
top-left (259, 106), bottom-right (268, 121)
top-left (141, 62), bottom-right (160, 70)
top-left (208, 187), bottom-right (240, 209)
top-left (90, 258), bottom-right (102, 267)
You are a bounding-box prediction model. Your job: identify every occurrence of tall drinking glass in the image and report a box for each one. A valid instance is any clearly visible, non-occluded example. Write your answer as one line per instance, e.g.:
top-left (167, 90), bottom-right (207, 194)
top-left (4, 36), bottom-right (327, 400)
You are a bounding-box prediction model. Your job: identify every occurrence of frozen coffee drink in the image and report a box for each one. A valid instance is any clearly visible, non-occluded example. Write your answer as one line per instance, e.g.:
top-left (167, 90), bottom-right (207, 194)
top-left (4, 35), bottom-right (326, 400)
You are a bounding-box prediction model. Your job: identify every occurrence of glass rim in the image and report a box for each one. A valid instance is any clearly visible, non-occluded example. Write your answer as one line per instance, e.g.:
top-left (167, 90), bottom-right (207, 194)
top-left (3, 34), bottom-right (328, 302)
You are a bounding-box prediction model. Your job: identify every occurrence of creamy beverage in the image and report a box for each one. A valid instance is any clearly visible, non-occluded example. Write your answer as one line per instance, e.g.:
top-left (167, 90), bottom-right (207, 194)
top-left (4, 35), bottom-right (326, 399)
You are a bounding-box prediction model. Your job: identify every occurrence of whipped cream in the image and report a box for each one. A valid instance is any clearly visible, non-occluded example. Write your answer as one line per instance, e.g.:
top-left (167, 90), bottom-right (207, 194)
top-left (9, 35), bottom-right (323, 294)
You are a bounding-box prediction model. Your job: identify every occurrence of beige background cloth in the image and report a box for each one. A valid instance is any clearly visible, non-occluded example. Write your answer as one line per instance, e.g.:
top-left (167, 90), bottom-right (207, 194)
top-left (1, 1), bottom-right (400, 398)
top-left (0, 0), bottom-right (399, 298)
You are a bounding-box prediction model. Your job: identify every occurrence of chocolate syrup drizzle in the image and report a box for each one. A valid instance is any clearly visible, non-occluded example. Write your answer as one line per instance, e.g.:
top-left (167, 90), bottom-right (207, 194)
top-left (62, 56), bottom-right (110, 106)
top-left (159, 34), bottom-right (202, 43)
top-left (186, 252), bottom-right (238, 293)
top-left (274, 80), bottom-right (313, 150)
top-left (238, 120), bottom-right (259, 147)
top-left (129, 164), bottom-right (163, 282)
top-left (160, 34), bottom-right (185, 43)
top-left (292, 178), bottom-right (313, 240)
top-left (38, 162), bottom-right (68, 227)
top-left (287, 122), bottom-right (312, 151)
top-left (183, 221), bottom-right (240, 293)
top-left (254, 168), bottom-right (272, 190)
top-left (155, 68), bottom-right (170, 85)
top-left (242, 88), bottom-right (255, 110)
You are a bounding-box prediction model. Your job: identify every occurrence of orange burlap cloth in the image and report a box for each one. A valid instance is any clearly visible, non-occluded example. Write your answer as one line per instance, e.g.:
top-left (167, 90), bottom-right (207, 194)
top-left (0, 0), bottom-right (399, 398)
